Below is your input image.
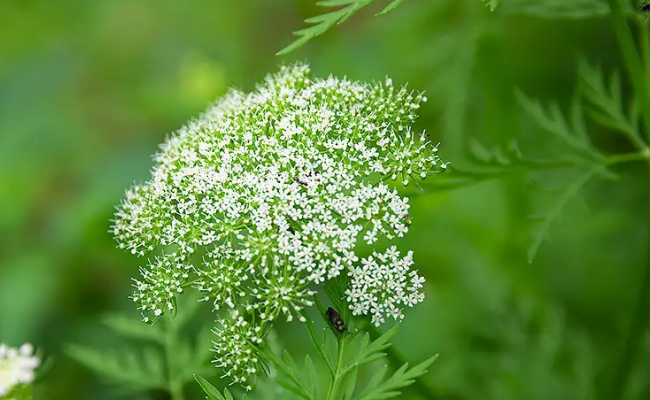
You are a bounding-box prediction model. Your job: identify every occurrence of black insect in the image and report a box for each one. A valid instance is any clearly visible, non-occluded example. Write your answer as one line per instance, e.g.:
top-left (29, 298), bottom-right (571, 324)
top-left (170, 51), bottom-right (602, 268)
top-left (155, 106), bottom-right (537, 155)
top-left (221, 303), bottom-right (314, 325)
top-left (293, 176), bottom-right (309, 186)
top-left (326, 307), bottom-right (347, 333)
top-left (402, 213), bottom-right (412, 226)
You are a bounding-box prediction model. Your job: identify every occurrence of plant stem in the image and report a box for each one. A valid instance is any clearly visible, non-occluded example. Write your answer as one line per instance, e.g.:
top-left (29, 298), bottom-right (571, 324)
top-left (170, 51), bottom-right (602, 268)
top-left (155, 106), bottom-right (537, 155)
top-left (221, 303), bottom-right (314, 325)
top-left (640, 19), bottom-right (650, 82)
top-left (605, 150), bottom-right (650, 165)
top-left (326, 338), bottom-right (346, 400)
top-left (165, 319), bottom-right (185, 400)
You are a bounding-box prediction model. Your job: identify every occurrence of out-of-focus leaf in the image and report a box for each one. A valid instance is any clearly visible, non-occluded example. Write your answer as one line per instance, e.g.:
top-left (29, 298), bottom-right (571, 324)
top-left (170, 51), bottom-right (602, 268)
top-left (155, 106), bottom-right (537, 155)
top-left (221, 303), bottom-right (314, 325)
top-left (278, 0), bottom-right (409, 54)
top-left (102, 314), bottom-right (164, 343)
top-left (195, 374), bottom-right (227, 400)
top-left (65, 345), bottom-right (166, 390)
top-left (504, 0), bottom-right (609, 18)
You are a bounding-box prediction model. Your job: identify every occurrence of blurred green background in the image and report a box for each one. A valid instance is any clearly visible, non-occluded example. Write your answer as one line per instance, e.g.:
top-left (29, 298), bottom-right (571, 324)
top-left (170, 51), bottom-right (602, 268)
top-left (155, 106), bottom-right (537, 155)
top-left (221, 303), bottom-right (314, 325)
top-left (1, 0), bottom-right (649, 399)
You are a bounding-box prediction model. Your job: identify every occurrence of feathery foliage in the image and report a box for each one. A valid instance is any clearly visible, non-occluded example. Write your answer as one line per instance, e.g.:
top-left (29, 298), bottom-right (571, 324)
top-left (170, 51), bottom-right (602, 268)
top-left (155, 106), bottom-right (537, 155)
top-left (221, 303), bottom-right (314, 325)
top-left (515, 57), bottom-right (650, 262)
top-left (278, 0), bottom-right (409, 54)
top-left (66, 295), bottom-right (213, 396)
top-left (260, 321), bottom-right (436, 400)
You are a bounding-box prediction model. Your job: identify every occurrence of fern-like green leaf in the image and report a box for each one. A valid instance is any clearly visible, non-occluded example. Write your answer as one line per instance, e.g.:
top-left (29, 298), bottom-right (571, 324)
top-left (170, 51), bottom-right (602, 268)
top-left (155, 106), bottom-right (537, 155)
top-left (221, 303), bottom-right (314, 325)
top-left (516, 89), bottom-right (603, 162)
top-left (526, 165), bottom-right (603, 263)
top-left (339, 325), bottom-right (399, 378)
top-left (412, 138), bottom-right (576, 193)
top-left (357, 325), bottom-right (398, 365)
top-left (277, 380), bottom-right (312, 400)
top-left (65, 344), bottom-right (166, 390)
top-left (352, 356), bottom-right (437, 400)
top-left (302, 312), bottom-right (334, 374)
top-left (278, 0), bottom-right (408, 55)
top-left (262, 346), bottom-right (314, 400)
top-left (578, 59), bottom-right (646, 148)
top-left (102, 314), bottom-right (164, 343)
top-left (342, 366), bottom-right (359, 400)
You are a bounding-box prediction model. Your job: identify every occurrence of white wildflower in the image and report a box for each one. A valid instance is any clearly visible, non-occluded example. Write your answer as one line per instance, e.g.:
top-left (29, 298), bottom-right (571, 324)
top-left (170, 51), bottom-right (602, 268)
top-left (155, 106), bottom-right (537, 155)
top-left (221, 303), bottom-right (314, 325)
top-left (346, 246), bottom-right (425, 326)
top-left (113, 63), bottom-right (446, 388)
top-left (0, 343), bottom-right (40, 396)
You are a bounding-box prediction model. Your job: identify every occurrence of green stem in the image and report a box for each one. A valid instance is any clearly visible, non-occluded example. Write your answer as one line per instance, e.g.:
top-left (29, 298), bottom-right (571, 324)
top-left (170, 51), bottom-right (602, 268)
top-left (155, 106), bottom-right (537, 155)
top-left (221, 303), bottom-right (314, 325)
top-left (165, 319), bottom-right (185, 400)
top-left (641, 20), bottom-right (650, 81)
top-left (605, 150), bottom-right (650, 165)
top-left (326, 338), bottom-right (346, 400)
top-left (606, 0), bottom-right (650, 142)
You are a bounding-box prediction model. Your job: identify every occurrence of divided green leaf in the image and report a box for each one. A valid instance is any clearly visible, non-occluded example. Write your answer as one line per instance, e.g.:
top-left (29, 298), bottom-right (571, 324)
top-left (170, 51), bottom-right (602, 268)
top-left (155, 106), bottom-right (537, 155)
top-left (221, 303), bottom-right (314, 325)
top-left (278, 0), bottom-right (408, 55)
top-left (578, 60), bottom-right (645, 147)
top-left (526, 165), bottom-right (604, 263)
top-left (102, 314), bottom-right (164, 343)
top-left (352, 356), bottom-right (437, 400)
top-left (65, 344), bottom-right (166, 391)
top-left (515, 89), bottom-right (603, 162)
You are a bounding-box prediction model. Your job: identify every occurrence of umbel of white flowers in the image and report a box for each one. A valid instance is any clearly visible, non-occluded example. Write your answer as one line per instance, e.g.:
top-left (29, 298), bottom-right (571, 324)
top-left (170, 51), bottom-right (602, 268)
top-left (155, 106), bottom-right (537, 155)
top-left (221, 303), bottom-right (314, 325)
top-left (113, 63), bottom-right (447, 389)
top-left (0, 343), bottom-right (40, 397)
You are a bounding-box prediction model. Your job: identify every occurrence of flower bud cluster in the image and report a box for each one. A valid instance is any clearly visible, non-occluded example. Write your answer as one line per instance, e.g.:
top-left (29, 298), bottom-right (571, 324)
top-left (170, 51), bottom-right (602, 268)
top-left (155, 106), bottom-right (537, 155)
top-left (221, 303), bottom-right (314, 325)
top-left (113, 63), bottom-right (447, 387)
top-left (211, 311), bottom-right (263, 391)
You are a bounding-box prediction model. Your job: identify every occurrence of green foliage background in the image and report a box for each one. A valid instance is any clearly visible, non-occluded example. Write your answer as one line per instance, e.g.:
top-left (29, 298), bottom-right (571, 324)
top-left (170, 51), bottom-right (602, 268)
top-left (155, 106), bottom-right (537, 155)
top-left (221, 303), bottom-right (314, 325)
top-left (1, 0), bottom-right (649, 399)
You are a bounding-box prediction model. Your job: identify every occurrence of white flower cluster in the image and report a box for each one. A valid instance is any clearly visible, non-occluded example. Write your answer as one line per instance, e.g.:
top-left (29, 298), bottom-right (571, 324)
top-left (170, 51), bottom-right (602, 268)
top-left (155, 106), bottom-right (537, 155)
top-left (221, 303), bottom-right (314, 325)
top-left (211, 311), bottom-right (263, 391)
top-left (132, 255), bottom-right (192, 321)
top-left (346, 246), bottom-right (425, 326)
top-left (113, 63), bottom-right (447, 387)
top-left (0, 343), bottom-right (39, 397)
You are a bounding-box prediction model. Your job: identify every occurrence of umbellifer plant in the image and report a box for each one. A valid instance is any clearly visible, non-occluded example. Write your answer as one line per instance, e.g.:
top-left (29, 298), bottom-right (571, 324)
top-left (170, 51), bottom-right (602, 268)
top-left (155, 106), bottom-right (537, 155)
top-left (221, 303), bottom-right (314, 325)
top-left (112, 63), bottom-right (446, 399)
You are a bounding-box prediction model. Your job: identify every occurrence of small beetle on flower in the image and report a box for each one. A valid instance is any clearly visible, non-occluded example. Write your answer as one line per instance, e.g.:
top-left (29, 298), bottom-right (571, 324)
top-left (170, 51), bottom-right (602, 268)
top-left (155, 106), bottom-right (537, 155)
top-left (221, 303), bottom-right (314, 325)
top-left (326, 307), bottom-right (347, 333)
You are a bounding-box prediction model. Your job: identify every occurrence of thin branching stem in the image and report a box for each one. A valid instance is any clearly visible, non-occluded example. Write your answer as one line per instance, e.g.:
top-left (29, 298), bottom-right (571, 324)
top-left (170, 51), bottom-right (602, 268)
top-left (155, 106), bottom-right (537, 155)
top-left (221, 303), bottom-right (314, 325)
top-left (326, 338), bottom-right (346, 400)
top-left (164, 319), bottom-right (185, 400)
top-left (640, 20), bottom-right (650, 85)
top-left (605, 151), bottom-right (650, 165)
